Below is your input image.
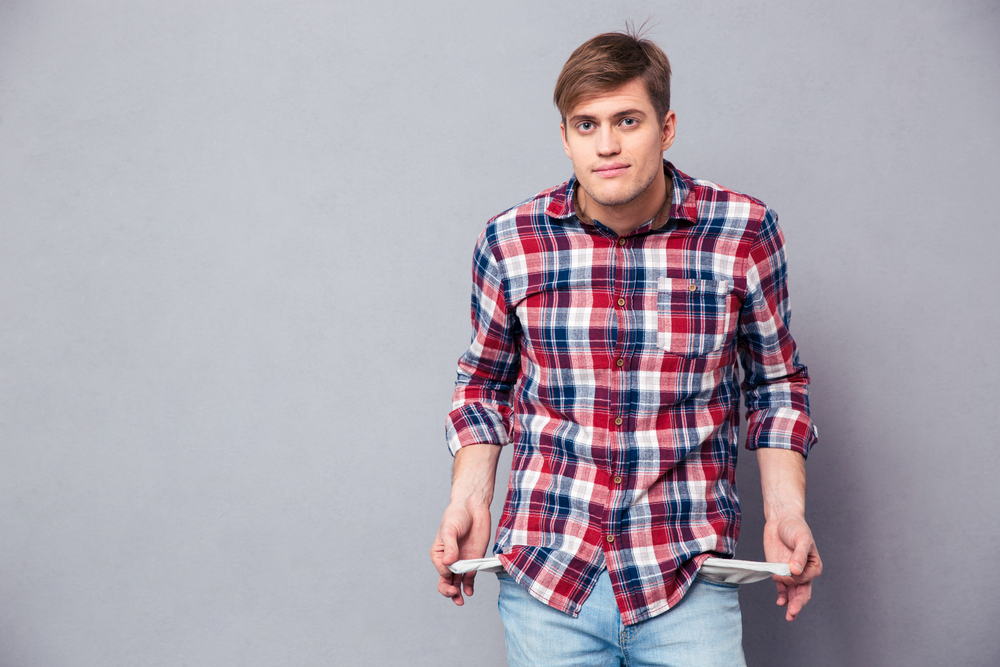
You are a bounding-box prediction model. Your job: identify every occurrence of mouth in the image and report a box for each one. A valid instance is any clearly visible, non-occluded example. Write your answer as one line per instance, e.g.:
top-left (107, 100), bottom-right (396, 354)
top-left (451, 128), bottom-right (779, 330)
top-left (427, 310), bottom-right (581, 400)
top-left (592, 163), bottom-right (630, 178)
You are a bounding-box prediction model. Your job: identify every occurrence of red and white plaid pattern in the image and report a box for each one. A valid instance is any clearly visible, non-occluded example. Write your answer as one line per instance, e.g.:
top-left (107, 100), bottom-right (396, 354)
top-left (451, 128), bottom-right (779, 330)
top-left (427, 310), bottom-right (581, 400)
top-left (446, 162), bottom-right (817, 626)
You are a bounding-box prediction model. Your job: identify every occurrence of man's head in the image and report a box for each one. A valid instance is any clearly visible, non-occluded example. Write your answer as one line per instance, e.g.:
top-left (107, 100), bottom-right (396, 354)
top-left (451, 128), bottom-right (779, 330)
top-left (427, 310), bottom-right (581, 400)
top-left (555, 31), bottom-right (676, 231)
top-left (553, 30), bottom-right (672, 125)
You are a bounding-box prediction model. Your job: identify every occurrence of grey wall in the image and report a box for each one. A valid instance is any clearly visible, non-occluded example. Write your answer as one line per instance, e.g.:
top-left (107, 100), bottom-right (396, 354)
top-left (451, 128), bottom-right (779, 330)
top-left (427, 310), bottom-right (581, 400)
top-left (1, 1), bottom-right (997, 665)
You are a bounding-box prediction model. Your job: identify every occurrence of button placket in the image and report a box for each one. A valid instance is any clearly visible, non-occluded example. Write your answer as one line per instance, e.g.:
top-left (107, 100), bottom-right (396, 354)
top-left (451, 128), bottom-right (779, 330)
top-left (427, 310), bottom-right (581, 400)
top-left (609, 231), bottom-right (631, 551)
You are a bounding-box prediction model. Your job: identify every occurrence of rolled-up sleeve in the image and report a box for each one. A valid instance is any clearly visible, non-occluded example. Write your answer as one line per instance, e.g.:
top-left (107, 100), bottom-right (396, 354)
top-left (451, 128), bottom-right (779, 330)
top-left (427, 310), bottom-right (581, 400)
top-left (737, 209), bottom-right (819, 457)
top-left (445, 229), bottom-right (520, 455)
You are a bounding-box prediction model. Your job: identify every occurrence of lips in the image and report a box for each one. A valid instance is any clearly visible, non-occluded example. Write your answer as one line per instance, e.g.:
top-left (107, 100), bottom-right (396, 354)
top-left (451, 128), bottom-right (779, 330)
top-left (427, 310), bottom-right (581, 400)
top-left (593, 163), bottom-right (630, 178)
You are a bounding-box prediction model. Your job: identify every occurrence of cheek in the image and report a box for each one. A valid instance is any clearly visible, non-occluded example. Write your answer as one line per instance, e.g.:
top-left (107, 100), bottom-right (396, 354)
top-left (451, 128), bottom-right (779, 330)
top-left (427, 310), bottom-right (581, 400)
top-left (638, 144), bottom-right (663, 166)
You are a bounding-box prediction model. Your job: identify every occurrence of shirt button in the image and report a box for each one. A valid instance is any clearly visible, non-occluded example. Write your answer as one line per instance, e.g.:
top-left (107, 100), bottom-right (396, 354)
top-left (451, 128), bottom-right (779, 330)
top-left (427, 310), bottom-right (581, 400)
top-left (613, 475), bottom-right (623, 484)
top-left (617, 237), bottom-right (627, 246)
top-left (617, 297), bottom-right (626, 307)
top-left (606, 535), bottom-right (615, 543)
top-left (614, 417), bottom-right (623, 426)
top-left (688, 283), bottom-right (698, 292)
top-left (616, 359), bottom-right (624, 367)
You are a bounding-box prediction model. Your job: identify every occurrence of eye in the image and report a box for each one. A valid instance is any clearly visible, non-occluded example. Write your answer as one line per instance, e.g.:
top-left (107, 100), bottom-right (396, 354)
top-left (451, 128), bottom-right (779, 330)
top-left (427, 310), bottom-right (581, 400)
top-left (621, 117), bottom-right (637, 127)
top-left (578, 121), bottom-right (594, 132)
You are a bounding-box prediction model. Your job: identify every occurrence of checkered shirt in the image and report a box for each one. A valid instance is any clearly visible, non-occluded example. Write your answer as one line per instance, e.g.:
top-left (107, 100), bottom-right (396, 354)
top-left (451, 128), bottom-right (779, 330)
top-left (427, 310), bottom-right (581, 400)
top-left (446, 161), bottom-right (818, 626)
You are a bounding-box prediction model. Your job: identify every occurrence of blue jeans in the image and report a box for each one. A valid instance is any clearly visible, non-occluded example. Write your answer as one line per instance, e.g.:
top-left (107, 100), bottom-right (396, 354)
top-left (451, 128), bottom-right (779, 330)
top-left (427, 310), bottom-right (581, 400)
top-left (497, 569), bottom-right (746, 667)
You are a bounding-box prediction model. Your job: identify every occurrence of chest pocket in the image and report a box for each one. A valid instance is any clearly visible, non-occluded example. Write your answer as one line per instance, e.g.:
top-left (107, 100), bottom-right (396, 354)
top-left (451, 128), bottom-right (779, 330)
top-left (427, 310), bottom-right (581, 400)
top-left (656, 277), bottom-right (735, 357)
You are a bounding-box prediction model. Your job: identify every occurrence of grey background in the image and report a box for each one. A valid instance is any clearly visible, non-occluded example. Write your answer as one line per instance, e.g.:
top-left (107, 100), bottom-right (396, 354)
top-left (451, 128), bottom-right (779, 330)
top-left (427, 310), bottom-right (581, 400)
top-left (1, 1), bottom-right (997, 665)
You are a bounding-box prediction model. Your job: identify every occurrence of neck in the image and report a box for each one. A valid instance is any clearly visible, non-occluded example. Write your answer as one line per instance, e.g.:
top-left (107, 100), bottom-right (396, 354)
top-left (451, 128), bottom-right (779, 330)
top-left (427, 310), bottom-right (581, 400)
top-left (577, 167), bottom-right (667, 236)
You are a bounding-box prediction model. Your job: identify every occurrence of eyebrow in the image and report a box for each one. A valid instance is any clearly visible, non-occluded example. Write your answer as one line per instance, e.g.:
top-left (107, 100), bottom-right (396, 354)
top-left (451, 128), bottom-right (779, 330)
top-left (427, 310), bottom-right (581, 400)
top-left (568, 108), bottom-right (648, 125)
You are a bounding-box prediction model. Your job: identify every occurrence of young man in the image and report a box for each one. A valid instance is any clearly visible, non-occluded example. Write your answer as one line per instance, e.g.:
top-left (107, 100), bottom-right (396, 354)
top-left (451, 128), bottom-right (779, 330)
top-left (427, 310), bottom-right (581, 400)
top-left (431, 30), bottom-right (821, 666)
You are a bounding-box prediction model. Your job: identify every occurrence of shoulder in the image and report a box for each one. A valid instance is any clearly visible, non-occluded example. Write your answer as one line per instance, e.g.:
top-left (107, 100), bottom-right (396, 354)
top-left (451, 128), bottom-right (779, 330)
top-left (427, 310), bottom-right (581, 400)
top-left (480, 179), bottom-right (574, 250)
top-left (669, 164), bottom-right (781, 255)
top-left (672, 164), bottom-right (772, 228)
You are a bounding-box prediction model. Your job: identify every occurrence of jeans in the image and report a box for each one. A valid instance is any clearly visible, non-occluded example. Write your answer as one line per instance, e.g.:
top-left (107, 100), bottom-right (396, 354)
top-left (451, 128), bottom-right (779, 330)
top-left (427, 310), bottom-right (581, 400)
top-left (497, 569), bottom-right (746, 667)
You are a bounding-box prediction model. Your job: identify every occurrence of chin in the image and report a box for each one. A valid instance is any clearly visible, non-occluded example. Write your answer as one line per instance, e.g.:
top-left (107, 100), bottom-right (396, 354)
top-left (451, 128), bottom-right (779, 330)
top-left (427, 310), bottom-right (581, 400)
top-left (588, 184), bottom-right (642, 208)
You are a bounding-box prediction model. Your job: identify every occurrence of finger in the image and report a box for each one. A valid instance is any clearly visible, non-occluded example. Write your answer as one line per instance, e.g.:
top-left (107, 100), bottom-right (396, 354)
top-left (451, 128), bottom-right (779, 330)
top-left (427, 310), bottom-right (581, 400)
top-left (462, 571), bottom-right (477, 598)
top-left (430, 538), bottom-right (457, 578)
top-left (437, 572), bottom-right (456, 597)
top-left (783, 581), bottom-right (797, 615)
top-left (800, 550), bottom-right (823, 581)
top-left (774, 578), bottom-right (790, 607)
top-left (785, 581), bottom-right (812, 621)
top-left (437, 572), bottom-right (465, 605)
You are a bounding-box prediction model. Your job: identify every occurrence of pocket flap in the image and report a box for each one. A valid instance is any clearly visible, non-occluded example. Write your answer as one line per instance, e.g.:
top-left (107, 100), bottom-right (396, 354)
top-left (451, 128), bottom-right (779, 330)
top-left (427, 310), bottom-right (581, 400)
top-left (657, 277), bottom-right (732, 295)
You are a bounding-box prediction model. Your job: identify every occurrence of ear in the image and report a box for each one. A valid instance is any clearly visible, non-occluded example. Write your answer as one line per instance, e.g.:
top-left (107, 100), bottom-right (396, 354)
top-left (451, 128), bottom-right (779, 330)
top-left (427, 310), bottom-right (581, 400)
top-left (660, 111), bottom-right (677, 151)
top-left (561, 122), bottom-right (573, 159)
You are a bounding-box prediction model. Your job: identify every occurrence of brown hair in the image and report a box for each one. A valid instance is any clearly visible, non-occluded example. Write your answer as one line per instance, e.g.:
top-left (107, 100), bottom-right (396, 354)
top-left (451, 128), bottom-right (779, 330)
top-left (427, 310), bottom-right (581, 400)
top-left (553, 30), bottom-right (672, 123)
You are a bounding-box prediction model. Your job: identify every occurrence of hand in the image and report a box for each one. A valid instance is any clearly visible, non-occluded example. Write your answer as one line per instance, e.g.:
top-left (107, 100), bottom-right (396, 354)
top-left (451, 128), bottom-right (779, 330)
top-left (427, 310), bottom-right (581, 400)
top-left (430, 500), bottom-right (493, 605)
top-left (763, 514), bottom-right (822, 621)
top-left (430, 443), bottom-right (501, 605)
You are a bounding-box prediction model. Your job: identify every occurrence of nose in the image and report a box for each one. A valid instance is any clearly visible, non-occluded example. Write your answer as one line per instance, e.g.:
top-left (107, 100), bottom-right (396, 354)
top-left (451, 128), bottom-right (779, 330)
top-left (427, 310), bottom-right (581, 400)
top-left (597, 125), bottom-right (620, 156)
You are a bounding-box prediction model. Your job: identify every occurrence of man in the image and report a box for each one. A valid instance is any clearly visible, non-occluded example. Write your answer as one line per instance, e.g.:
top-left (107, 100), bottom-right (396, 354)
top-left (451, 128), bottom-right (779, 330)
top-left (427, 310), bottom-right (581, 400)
top-left (431, 30), bottom-right (821, 666)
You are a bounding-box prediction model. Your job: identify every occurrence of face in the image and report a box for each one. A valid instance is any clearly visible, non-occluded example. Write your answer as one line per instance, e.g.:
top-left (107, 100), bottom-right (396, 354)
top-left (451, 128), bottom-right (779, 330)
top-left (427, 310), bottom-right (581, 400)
top-left (561, 78), bottom-right (676, 217)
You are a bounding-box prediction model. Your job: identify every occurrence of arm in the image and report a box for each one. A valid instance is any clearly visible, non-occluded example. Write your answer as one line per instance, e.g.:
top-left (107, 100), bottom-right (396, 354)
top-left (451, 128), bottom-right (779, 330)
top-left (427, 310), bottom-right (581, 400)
top-left (737, 208), bottom-right (821, 620)
top-left (430, 443), bottom-right (502, 605)
top-left (432, 227), bottom-right (518, 605)
top-left (758, 448), bottom-right (822, 621)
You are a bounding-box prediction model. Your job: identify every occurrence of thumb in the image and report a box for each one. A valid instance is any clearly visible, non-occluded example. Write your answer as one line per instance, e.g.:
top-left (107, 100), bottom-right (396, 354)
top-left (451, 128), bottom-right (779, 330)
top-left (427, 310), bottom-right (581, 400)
top-left (440, 526), bottom-right (460, 566)
top-left (789, 536), bottom-right (810, 576)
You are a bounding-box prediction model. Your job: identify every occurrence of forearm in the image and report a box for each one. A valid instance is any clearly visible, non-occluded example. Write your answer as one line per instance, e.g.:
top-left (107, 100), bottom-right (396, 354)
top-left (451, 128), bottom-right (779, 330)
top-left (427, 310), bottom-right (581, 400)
top-left (756, 447), bottom-right (821, 620)
top-left (450, 443), bottom-right (502, 508)
top-left (758, 448), bottom-right (807, 521)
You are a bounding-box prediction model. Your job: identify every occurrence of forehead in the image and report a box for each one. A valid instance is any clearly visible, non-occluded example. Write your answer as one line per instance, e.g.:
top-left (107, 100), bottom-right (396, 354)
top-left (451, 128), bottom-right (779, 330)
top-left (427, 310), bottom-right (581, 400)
top-left (568, 78), bottom-right (655, 119)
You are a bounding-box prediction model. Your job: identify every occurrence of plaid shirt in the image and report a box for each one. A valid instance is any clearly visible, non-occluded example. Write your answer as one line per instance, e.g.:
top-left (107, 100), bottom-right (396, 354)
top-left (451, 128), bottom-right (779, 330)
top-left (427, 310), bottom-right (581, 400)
top-left (446, 161), bottom-right (817, 626)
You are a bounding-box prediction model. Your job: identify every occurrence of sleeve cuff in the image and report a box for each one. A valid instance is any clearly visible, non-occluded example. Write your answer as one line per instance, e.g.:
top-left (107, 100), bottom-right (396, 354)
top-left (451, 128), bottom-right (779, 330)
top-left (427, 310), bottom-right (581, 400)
top-left (745, 408), bottom-right (818, 458)
top-left (446, 403), bottom-right (511, 455)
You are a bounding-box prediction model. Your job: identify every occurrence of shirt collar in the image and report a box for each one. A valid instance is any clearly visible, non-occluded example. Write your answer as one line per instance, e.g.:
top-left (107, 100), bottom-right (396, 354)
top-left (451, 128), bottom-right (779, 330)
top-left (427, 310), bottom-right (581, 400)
top-left (544, 160), bottom-right (699, 231)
